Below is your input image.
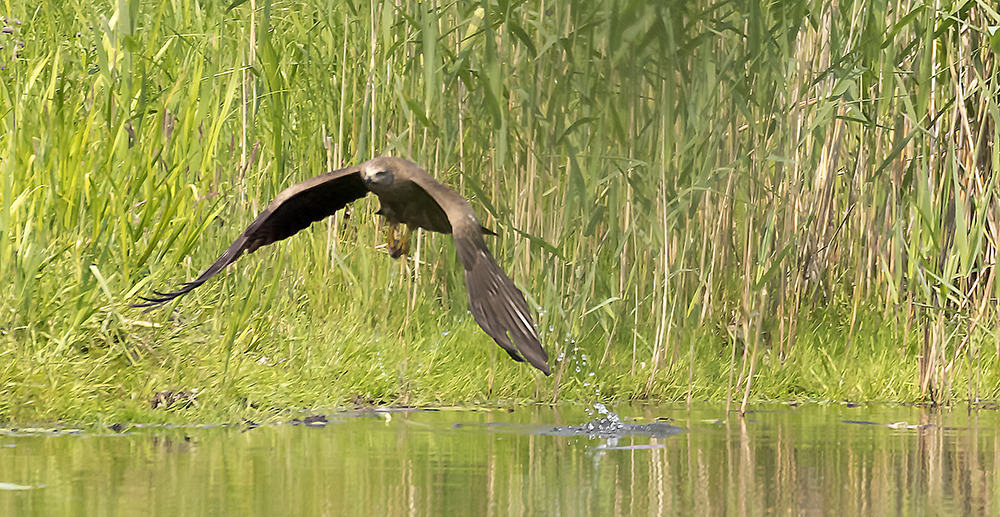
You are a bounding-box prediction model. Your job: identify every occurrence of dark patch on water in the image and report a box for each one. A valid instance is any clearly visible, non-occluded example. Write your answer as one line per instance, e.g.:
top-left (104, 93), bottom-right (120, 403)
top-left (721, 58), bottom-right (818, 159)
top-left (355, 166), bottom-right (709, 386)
top-left (290, 415), bottom-right (328, 427)
top-left (843, 420), bottom-right (881, 426)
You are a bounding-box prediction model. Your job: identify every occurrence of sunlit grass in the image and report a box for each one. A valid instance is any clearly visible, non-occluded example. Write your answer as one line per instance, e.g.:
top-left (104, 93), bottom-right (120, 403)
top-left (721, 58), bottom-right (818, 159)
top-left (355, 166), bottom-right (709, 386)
top-left (1, 1), bottom-right (999, 422)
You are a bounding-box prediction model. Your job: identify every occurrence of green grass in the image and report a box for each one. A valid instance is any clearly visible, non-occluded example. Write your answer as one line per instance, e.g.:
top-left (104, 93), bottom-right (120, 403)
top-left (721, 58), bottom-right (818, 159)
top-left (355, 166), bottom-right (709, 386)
top-left (2, 0), bottom-right (1000, 423)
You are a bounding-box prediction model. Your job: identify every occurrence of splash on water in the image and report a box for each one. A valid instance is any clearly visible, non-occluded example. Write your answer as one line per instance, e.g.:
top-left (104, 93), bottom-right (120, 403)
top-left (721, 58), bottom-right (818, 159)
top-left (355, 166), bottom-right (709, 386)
top-left (544, 403), bottom-right (682, 439)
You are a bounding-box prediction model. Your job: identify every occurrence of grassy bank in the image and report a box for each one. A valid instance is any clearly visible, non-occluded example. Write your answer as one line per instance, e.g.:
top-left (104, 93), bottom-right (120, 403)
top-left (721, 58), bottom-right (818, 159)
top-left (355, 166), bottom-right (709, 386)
top-left (2, 0), bottom-right (999, 423)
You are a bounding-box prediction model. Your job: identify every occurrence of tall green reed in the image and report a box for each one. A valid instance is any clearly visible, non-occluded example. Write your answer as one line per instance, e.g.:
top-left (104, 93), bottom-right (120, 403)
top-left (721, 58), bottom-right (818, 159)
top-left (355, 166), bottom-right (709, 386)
top-left (1, 0), bottom-right (998, 421)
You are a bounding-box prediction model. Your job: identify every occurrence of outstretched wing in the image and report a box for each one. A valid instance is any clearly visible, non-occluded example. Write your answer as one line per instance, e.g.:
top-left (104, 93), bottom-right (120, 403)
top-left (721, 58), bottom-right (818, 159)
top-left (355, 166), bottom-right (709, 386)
top-left (133, 165), bottom-right (368, 309)
top-left (407, 172), bottom-right (551, 375)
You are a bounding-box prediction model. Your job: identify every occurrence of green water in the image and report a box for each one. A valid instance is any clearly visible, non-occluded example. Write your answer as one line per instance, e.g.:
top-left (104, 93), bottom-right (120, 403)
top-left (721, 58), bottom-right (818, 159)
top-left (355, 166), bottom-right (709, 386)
top-left (2, 404), bottom-right (998, 516)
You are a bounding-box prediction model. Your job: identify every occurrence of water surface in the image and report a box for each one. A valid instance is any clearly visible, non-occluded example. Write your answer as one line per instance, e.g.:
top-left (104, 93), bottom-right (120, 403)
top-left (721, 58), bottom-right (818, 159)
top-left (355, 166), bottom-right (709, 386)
top-left (2, 403), bottom-right (998, 515)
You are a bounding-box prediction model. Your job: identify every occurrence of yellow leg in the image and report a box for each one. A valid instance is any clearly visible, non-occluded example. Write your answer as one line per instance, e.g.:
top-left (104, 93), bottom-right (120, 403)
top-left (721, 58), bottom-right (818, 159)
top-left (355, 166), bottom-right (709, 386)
top-left (398, 226), bottom-right (411, 255)
top-left (386, 223), bottom-right (396, 253)
top-left (386, 223), bottom-right (411, 258)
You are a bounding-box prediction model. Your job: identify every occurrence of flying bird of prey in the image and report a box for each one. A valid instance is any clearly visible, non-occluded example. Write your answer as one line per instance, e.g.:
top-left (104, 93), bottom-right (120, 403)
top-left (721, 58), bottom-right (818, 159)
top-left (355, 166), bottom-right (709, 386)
top-left (133, 157), bottom-right (550, 375)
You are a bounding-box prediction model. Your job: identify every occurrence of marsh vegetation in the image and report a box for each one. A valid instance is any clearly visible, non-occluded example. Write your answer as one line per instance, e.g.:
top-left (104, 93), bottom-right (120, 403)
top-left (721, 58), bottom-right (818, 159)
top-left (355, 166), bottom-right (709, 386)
top-left (1, 0), bottom-right (999, 422)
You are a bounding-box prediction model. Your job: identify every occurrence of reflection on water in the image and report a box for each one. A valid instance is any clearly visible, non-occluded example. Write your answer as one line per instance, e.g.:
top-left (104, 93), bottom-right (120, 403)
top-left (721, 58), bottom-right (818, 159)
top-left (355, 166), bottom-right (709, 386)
top-left (2, 404), bottom-right (999, 516)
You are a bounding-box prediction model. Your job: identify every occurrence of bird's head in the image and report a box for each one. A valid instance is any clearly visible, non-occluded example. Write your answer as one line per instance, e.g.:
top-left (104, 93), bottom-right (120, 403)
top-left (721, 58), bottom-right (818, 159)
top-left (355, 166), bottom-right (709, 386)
top-left (360, 158), bottom-right (397, 190)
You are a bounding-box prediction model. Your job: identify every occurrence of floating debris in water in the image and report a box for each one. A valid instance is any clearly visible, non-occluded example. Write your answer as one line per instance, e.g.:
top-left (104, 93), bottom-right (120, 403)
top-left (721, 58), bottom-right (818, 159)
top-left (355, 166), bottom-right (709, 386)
top-left (887, 421), bottom-right (939, 431)
top-left (595, 443), bottom-right (667, 451)
top-left (0, 427), bottom-right (83, 437)
top-left (0, 482), bottom-right (36, 491)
